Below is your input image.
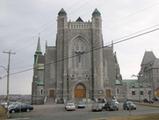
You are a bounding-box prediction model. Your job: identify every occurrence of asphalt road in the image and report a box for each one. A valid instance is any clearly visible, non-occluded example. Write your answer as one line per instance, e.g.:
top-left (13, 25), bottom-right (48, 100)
top-left (9, 103), bottom-right (159, 120)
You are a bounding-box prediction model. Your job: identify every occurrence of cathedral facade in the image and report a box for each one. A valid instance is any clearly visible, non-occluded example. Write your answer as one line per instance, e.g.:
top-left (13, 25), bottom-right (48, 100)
top-left (32, 8), bottom-right (122, 104)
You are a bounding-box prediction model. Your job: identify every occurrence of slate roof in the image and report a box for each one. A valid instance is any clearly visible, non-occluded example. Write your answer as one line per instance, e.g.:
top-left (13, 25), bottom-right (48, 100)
top-left (92, 8), bottom-right (101, 16)
top-left (115, 79), bottom-right (122, 85)
top-left (76, 17), bottom-right (84, 22)
top-left (141, 51), bottom-right (156, 65)
top-left (58, 8), bottom-right (67, 16)
top-left (122, 79), bottom-right (138, 87)
top-left (152, 59), bottom-right (159, 68)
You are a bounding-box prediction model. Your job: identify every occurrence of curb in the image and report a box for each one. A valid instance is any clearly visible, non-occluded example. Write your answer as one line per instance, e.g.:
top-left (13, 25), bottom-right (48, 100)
top-left (136, 103), bottom-right (159, 108)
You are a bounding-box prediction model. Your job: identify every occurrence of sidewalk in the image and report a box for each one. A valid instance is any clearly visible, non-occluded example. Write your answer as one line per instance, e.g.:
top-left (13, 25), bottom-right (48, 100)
top-left (109, 113), bottom-right (159, 120)
top-left (95, 113), bottom-right (159, 120)
top-left (135, 102), bottom-right (159, 108)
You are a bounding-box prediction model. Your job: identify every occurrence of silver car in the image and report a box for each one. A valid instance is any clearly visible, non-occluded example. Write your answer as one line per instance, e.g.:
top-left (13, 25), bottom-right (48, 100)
top-left (92, 102), bottom-right (103, 112)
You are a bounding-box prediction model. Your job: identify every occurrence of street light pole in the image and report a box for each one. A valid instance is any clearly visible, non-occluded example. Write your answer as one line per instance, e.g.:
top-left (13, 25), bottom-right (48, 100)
top-left (3, 50), bottom-right (15, 117)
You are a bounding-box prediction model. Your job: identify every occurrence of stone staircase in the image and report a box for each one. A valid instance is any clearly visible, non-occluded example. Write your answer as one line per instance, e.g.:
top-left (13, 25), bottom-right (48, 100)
top-left (45, 97), bottom-right (55, 104)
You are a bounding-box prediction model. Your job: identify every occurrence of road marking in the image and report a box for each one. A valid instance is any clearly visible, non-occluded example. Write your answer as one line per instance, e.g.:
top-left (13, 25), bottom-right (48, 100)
top-left (90, 118), bottom-right (107, 120)
top-left (8, 118), bottom-right (30, 120)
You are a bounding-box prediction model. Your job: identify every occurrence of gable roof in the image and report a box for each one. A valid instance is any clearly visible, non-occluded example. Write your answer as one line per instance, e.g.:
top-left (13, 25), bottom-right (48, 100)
top-left (76, 17), bottom-right (83, 22)
top-left (152, 59), bottom-right (159, 68)
top-left (141, 51), bottom-right (156, 65)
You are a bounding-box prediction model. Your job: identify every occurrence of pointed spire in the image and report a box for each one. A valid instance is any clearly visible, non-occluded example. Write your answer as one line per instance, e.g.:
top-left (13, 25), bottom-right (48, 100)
top-left (111, 40), bottom-right (114, 51)
top-left (76, 17), bottom-right (84, 22)
top-left (58, 8), bottom-right (67, 16)
top-left (45, 40), bottom-right (47, 49)
top-left (92, 8), bottom-right (101, 17)
top-left (36, 36), bottom-right (42, 54)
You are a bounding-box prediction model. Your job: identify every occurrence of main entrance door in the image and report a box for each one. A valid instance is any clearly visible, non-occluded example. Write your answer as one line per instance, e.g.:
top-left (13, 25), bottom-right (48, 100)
top-left (74, 84), bottom-right (86, 98)
top-left (106, 89), bottom-right (112, 97)
top-left (49, 89), bottom-right (54, 97)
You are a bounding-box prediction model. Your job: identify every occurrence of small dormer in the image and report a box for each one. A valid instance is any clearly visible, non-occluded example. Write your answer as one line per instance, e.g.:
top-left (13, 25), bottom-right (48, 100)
top-left (76, 17), bottom-right (84, 22)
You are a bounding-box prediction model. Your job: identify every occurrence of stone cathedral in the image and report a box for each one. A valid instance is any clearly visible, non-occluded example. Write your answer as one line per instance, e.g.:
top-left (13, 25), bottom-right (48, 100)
top-left (32, 8), bottom-right (123, 104)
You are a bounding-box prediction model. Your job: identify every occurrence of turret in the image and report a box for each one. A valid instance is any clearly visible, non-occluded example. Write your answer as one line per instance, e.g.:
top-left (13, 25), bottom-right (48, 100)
top-left (92, 8), bottom-right (102, 29)
top-left (56, 8), bottom-right (67, 100)
top-left (91, 9), bottom-right (104, 98)
top-left (92, 8), bottom-right (101, 17)
top-left (57, 8), bottom-right (67, 30)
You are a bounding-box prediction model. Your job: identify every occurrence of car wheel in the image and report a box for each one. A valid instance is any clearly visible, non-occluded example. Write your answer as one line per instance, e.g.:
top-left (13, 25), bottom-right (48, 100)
top-left (11, 110), bottom-right (15, 113)
top-left (26, 109), bottom-right (30, 112)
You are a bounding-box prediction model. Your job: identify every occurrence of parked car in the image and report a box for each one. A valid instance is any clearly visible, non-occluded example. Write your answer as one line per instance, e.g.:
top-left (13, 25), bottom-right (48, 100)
top-left (96, 98), bottom-right (107, 108)
top-left (123, 101), bottom-right (136, 110)
top-left (153, 97), bottom-right (159, 101)
top-left (8, 102), bottom-right (33, 113)
top-left (77, 101), bottom-right (86, 108)
top-left (103, 101), bottom-right (119, 111)
top-left (91, 102), bottom-right (103, 112)
top-left (0, 102), bottom-right (8, 109)
top-left (143, 98), bottom-right (154, 104)
top-left (112, 99), bottom-right (119, 105)
top-left (65, 102), bottom-right (76, 111)
top-left (1, 102), bottom-right (16, 109)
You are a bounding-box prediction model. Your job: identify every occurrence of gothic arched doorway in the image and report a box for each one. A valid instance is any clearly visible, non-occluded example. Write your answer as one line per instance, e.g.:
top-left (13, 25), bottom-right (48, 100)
top-left (74, 83), bottom-right (86, 98)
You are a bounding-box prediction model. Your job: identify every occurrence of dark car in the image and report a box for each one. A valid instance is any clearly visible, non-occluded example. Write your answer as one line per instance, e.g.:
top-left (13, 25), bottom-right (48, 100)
top-left (9, 102), bottom-right (33, 113)
top-left (103, 101), bottom-right (119, 111)
top-left (92, 102), bottom-right (103, 112)
top-left (143, 98), bottom-right (154, 104)
top-left (123, 101), bottom-right (136, 110)
top-left (153, 97), bottom-right (159, 101)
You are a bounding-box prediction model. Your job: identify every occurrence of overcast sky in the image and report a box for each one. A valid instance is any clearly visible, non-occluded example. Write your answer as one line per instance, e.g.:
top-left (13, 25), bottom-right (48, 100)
top-left (0, 0), bottom-right (159, 95)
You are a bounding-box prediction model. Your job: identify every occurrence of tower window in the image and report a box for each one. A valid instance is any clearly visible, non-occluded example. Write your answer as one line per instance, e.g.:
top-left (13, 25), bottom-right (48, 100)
top-left (40, 89), bottom-right (43, 95)
top-left (117, 88), bottom-right (119, 94)
top-left (132, 91), bottom-right (136, 95)
top-left (140, 91), bottom-right (143, 95)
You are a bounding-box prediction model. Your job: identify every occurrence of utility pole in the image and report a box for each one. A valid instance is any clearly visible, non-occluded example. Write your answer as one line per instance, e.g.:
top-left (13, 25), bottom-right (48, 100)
top-left (3, 50), bottom-right (15, 116)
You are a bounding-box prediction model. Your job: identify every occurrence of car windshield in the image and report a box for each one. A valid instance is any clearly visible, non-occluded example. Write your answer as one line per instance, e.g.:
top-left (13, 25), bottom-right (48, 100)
top-left (79, 102), bottom-right (84, 104)
top-left (67, 103), bottom-right (74, 106)
top-left (127, 101), bottom-right (133, 104)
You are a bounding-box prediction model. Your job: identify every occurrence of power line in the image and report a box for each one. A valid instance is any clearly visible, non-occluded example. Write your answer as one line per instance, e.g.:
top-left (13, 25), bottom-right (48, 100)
top-left (10, 1), bottom-right (159, 57)
top-left (2, 25), bottom-right (158, 78)
top-left (102, 1), bottom-right (159, 29)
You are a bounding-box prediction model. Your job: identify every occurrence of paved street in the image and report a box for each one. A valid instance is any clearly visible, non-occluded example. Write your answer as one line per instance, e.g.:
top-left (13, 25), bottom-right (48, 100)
top-left (9, 103), bottom-right (159, 120)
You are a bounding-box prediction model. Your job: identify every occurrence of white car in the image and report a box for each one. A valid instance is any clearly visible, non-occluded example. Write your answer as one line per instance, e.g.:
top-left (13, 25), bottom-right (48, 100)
top-left (92, 102), bottom-right (103, 112)
top-left (65, 102), bottom-right (76, 111)
top-left (112, 99), bottom-right (119, 105)
top-left (77, 101), bottom-right (86, 108)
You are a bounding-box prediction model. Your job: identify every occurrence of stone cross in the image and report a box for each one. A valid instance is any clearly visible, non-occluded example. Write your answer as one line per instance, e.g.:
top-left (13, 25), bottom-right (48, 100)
top-left (75, 51), bottom-right (85, 63)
